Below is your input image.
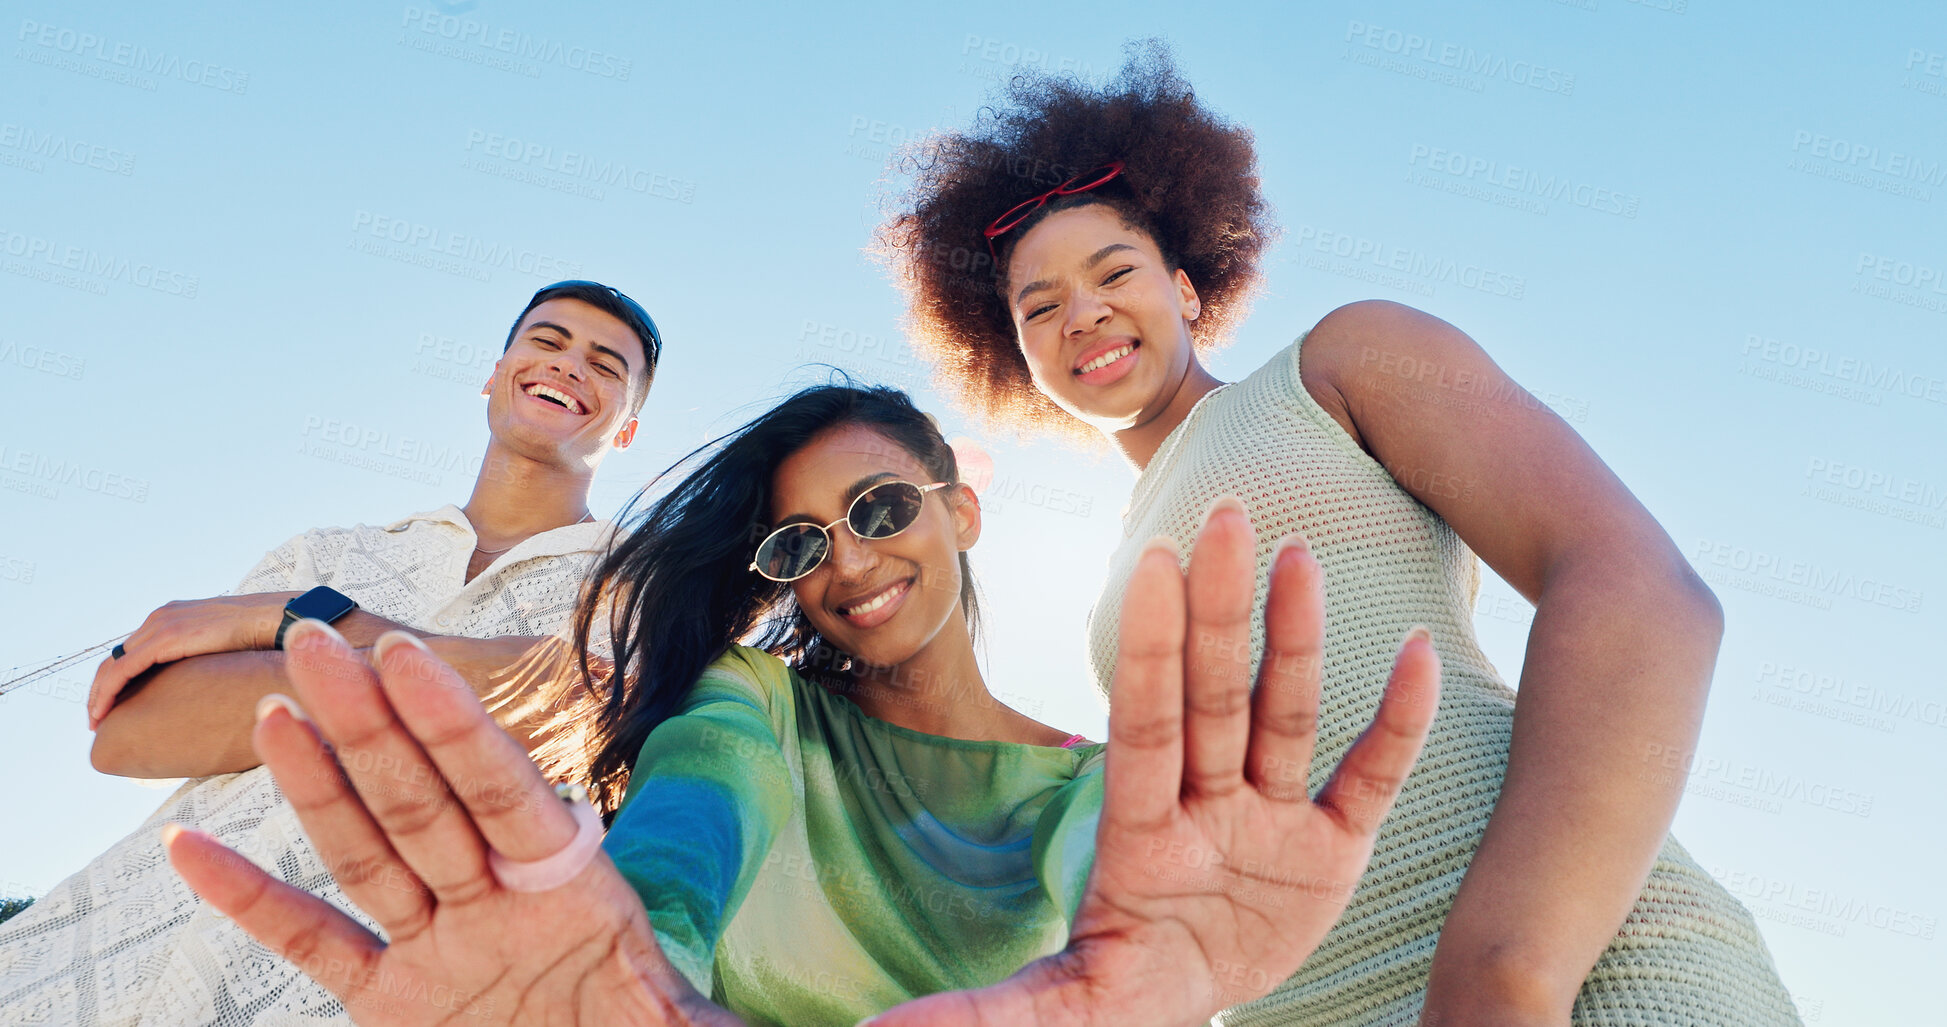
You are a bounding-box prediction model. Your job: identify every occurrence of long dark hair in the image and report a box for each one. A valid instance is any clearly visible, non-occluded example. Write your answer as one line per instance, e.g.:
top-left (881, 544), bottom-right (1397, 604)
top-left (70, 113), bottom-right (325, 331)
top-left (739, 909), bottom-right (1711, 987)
top-left (530, 382), bottom-right (981, 815)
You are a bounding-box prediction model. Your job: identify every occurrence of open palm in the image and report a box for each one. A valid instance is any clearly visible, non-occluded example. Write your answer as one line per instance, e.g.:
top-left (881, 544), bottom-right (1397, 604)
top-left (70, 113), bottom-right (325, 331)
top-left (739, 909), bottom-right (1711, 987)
top-left (165, 625), bottom-right (738, 1027)
top-left (869, 499), bottom-right (1441, 1027)
top-left (165, 499), bottom-right (1435, 1027)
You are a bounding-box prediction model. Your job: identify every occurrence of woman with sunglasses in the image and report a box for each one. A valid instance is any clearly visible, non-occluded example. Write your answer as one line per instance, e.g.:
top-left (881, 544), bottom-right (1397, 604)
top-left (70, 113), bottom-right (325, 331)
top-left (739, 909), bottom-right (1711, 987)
top-left (167, 380), bottom-right (1443, 1027)
top-left (878, 43), bottom-right (1798, 1027)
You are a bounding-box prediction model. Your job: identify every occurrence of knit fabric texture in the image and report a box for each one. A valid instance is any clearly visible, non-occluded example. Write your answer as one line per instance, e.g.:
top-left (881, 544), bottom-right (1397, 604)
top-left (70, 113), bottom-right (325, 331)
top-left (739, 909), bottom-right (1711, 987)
top-left (1084, 335), bottom-right (1801, 1026)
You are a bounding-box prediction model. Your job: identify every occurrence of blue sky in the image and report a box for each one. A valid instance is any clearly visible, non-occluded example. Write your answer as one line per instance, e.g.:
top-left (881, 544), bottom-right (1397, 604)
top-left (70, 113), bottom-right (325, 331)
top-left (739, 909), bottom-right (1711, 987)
top-left (2, 1), bottom-right (1942, 1020)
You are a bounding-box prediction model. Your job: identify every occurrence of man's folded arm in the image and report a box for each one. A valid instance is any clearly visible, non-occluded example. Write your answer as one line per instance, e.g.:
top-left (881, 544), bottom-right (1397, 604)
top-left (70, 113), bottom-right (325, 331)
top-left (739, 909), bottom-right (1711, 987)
top-left (91, 634), bottom-right (554, 779)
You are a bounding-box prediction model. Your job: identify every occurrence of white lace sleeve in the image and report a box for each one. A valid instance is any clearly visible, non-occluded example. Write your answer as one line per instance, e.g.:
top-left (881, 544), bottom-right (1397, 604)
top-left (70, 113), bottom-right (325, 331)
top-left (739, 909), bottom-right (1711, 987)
top-left (0, 520), bottom-right (604, 1027)
top-left (0, 769), bottom-right (361, 1026)
top-left (225, 531), bottom-right (314, 595)
top-left (0, 532), bottom-right (363, 1027)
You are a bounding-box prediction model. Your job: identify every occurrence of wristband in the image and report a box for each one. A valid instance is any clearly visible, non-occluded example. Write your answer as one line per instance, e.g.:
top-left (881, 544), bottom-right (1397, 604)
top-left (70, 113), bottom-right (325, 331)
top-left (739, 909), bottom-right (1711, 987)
top-left (275, 586), bottom-right (359, 650)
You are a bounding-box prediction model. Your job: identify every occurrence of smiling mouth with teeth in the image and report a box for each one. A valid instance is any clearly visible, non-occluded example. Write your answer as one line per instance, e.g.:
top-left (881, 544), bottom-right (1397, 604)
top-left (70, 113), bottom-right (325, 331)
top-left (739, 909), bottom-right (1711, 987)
top-left (1076, 342), bottom-right (1136, 375)
top-left (522, 383), bottom-right (586, 414)
top-left (840, 579), bottom-right (910, 617)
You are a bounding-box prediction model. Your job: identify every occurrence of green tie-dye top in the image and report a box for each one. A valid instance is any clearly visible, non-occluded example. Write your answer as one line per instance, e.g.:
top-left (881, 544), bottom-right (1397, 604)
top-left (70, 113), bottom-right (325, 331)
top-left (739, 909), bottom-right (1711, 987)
top-left (600, 646), bottom-right (1106, 1027)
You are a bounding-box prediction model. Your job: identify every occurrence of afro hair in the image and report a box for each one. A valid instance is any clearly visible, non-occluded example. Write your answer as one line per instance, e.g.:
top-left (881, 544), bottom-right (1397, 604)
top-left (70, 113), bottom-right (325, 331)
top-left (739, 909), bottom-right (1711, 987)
top-left (878, 39), bottom-right (1277, 441)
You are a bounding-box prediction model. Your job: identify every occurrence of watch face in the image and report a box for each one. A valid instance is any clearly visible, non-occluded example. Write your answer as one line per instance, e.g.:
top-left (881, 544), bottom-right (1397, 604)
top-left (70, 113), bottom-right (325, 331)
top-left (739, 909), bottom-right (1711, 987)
top-left (288, 586), bottom-right (358, 624)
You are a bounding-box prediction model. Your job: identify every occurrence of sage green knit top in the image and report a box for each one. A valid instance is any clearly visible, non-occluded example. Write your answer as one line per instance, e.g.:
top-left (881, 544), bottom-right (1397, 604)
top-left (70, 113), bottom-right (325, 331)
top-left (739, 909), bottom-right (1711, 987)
top-left (1084, 334), bottom-right (1801, 1026)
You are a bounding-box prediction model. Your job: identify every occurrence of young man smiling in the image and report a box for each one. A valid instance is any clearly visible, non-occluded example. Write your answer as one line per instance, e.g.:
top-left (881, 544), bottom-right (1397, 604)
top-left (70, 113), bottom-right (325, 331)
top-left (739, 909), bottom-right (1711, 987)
top-left (0, 280), bottom-right (663, 1026)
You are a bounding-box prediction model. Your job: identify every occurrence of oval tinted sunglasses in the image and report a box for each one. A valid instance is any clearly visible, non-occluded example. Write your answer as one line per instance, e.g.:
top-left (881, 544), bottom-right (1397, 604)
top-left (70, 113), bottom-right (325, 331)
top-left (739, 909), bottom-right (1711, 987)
top-left (750, 480), bottom-right (951, 582)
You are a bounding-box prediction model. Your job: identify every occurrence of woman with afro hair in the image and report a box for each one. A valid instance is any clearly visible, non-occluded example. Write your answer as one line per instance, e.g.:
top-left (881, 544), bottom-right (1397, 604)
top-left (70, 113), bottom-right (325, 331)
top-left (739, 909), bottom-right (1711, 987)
top-left (880, 40), bottom-right (1800, 1027)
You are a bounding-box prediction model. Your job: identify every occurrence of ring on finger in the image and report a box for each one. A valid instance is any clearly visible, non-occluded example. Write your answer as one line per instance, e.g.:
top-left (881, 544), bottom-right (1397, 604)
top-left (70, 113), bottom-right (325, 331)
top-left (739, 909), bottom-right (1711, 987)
top-left (486, 783), bottom-right (603, 893)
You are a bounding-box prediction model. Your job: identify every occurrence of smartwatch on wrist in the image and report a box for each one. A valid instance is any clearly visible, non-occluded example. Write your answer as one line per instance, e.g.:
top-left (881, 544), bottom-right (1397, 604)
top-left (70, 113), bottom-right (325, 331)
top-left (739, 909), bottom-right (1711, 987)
top-left (274, 586), bottom-right (360, 650)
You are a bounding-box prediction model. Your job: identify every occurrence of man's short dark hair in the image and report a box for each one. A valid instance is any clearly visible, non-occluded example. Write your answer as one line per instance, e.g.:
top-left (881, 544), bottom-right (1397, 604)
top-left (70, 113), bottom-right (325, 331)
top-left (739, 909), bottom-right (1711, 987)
top-left (504, 281), bottom-right (664, 396)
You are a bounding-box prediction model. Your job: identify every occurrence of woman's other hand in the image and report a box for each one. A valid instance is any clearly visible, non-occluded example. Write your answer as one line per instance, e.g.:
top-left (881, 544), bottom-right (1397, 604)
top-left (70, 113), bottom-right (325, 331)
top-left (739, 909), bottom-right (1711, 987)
top-left (868, 498), bottom-right (1441, 1027)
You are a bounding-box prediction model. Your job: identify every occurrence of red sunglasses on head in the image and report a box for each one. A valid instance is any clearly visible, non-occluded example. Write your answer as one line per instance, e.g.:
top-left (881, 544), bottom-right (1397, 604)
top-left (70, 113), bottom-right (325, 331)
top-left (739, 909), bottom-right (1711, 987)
top-left (982, 161), bottom-right (1125, 263)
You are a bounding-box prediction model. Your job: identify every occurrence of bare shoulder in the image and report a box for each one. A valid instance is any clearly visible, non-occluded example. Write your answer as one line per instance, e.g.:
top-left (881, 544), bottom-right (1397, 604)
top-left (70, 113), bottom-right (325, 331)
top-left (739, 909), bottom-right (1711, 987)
top-left (1297, 300), bottom-right (1473, 448)
top-left (1301, 300), bottom-right (1473, 382)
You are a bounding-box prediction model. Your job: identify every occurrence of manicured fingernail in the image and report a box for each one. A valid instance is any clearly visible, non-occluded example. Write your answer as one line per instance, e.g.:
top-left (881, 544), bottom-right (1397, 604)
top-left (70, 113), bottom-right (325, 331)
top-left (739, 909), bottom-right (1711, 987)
top-left (283, 618), bottom-right (345, 651)
top-left (160, 823), bottom-right (207, 847)
top-left (1203, 494), bottom-right (1246, 523)
top-left (1404, 625), bottom-right (1432, 646)
top-left (255, 692), bottom-right (309, 724)
top-left (1274, 533), bottom-right (1313, 561)
top-left (372, 631), bottom-right (431, 663)
top-left (1141, 535), bottom-right (1181, 559)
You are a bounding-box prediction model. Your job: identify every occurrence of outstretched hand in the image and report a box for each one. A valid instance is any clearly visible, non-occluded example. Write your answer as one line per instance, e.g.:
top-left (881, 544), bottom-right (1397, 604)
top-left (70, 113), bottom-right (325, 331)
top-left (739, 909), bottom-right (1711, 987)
top-left (163, 498), bottom-right (1436, 1027)
top-left (868, 498), bottom-right (1442, 1027)
top-left (164, 623), bottom-right (738, 1027)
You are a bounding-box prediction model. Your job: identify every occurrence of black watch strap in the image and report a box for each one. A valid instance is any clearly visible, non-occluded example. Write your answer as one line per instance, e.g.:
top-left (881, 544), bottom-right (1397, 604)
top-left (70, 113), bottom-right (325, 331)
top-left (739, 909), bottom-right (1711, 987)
top-left (274, 586), bottom-right (360, 650)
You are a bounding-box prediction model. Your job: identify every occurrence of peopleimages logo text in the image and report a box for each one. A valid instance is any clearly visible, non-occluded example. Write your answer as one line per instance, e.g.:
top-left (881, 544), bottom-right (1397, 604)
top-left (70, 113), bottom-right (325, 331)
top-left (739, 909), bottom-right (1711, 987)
top-left (0, 443), bottom-right (150, 501)
top-left (1692, 539), bottom-right (1923, 613)
top-left (348, 210), bottom-right (582, 281)
top-left (15, 19), bottom-right (249, 93)
top-left (1790, 131), bottom-right (1947, 186)
top-left (0, 123), bottom-right (134, 175)
top-left (400, 8), bottom-right (631, 80)
top-left (1740, 334), bottom-right (1947, 405)
top-left (1408, 145), bottom-right (1638, 217)
top-left (1345, 21), bottom-right (1575, 94)
top-left (0, 227), bottom-right (199, 297)
top-left (462, 131), bottom-right (694, 202)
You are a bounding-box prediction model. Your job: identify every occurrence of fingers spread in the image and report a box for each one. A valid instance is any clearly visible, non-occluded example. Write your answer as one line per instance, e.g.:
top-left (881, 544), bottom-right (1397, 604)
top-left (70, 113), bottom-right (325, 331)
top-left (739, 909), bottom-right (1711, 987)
top-left (254, 696), bottom-right (433, 935)
top-left (1105, 538), bottom-right (1189, 831)
top-left (281, 620), bottom-right (491, 904)
top-left (1315, 628), bottom-right (1441, 837)
top-left (165, 824), bottom-right (385, 1008)
top-left (1248, 535), bottom-right (1324, 801)
top-left (1181, 497), bottom-right (1257, 796)
top-left (372, 632), bottom-right (579, 864)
